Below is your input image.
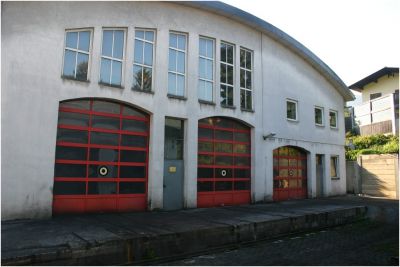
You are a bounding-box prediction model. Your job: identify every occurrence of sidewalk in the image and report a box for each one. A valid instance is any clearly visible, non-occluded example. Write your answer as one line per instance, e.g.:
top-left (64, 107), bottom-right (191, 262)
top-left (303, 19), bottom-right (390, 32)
top-left (1, 196), bottom-right (377, 265)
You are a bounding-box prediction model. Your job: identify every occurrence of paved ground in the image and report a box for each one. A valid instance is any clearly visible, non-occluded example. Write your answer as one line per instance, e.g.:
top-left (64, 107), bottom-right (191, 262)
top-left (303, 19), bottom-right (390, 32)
top-left (163, 219), bottom-right (399, 266)
top-left (2, 195), bottom-right (398, 265)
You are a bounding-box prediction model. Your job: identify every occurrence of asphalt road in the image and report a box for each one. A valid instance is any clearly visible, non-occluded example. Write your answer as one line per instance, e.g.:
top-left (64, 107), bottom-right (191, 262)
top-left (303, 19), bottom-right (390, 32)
top-left (161, 219), bottom-right (399, 266)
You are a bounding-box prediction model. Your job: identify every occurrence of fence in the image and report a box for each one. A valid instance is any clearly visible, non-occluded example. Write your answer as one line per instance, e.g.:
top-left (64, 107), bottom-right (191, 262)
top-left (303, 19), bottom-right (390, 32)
top-left (346, 154), bottom-right (399, 199)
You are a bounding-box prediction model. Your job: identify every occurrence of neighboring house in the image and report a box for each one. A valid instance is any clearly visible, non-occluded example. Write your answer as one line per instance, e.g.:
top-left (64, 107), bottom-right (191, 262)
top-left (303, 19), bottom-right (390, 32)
top-left (349, 67), bottom-right (399, 136)
top-left (1, 1), bottom-right (354, 220)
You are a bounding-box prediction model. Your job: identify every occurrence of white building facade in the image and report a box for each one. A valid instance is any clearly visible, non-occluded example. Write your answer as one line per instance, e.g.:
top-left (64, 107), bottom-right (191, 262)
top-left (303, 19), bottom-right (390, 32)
top-left (1, 1), bottom-right (354, 220)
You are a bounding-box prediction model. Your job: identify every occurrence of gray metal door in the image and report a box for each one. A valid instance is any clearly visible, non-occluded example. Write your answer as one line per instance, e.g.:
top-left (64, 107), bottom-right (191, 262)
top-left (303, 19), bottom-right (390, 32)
top-left (163, 118), bottom-right (184, 210)
top-left (316, 154), bottom-right (324, 197)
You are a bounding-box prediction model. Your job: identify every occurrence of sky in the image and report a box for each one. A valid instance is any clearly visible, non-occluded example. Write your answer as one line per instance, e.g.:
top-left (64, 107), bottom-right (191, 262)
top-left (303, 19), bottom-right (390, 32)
top-left (221, 0), bottom-right (400, 103)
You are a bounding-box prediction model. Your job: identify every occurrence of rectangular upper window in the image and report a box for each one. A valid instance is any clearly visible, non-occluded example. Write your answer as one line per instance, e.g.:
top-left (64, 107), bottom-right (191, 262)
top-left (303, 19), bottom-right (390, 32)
top-left (133, 29), bottom-right (155, 92)
top-left (100, 29), bottom-right (125, 87)
top-left (329, 110), bottom-right (338, 128)
top-left (286, 99), bottom-right (298, 121)
top-left (168, 32), bottom-right (187, 97)
top-left (330, 156), bottom-right (339, 179)
top-left (63, 29), bottom-right (92, 81)
top-left (370, 92), bottom-right (382, 100)
top-left (198, 37), bottom-right (214, 102)
top-left (240, 48), bottom-right (253, 110)
top-left (220, 42), bottom-right (234, 107)
top-left (314, 106), bottom-right (324, 126)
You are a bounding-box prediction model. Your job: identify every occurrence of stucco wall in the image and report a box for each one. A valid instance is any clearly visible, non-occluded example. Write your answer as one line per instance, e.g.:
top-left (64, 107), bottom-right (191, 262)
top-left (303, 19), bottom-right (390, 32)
top-left (2, 1), bottom-right (347, 220)
top-left (361, 73), bottom-right (399, 102)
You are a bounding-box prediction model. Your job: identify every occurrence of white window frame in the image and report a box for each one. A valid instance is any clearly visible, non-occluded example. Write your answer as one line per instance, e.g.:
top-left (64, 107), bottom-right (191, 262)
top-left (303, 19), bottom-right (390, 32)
top-left (329, 109), bottom-right (338, 129)
top-left (99, 27), bottom-right (127, 87)
top-left (220, 41), bottom-right (235, 107)
top-left (240, 47), bottom-right (253, 110)
top-left (168, 31), bottom-right (187, 97)
top-left (314, 106), bottom-right (324, 127)
top-left (286, 99), bottom-right (298, 121)
top-left (198, 36), bottom-right (215, 102)
top-left (330, 155), bottom-right (340, 179)
top-left (62, 28), bottom-right (93, 81)
top-left (133, 28), bottom-right (156, 92)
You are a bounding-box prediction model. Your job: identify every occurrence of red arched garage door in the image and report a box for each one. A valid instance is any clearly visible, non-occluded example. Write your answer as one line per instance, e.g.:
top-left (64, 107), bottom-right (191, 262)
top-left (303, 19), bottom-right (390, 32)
top-left (273, 146), bottom-right (307, 201)
top-left (197, 117), bottom-right (251, 207)
top-left (53, 99), bottom-right (149, 214)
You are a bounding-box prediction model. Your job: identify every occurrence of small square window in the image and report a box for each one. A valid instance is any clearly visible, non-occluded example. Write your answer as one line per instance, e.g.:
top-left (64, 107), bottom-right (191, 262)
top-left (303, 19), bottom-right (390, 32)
top-left (286, 100), bottom-right (298, 121)
top-left (315, 106), bottom-right (324, 126)
top-left (62, 29), bottom-right (92, 81)
top-left (329, 110), bottom-right (338, 128)
top-left (330, 156), bottom-right (339, 179)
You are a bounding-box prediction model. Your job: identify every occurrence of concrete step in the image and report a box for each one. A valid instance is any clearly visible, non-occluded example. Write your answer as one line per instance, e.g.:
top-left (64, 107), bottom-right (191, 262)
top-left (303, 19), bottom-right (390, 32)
top-left (2, 200), bottom-right (367, 265)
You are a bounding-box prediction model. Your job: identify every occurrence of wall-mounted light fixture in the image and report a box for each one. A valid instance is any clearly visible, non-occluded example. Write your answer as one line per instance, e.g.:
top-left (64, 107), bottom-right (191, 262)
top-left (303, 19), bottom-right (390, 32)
top-left (263, 133), bottom-right (276, 140)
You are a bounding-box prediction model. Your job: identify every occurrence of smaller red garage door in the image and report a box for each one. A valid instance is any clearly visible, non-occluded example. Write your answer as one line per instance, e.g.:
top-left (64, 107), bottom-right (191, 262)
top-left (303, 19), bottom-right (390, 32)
top-left (197, 117), bottom-right (251, 207)
top-left (273, 146), bottom-right (307, 201)
top-left (53, 99), bottom-right (149, 214)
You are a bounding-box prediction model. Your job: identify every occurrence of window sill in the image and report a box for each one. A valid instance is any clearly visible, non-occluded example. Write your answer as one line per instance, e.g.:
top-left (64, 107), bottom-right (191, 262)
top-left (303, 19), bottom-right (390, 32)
top-left (61, 75), bottom-right (90, 83)
top-left (331, 177), bottom-right (340, 180)
top-left (241, 108), bottom-right (254, 113)
top-left (287, 118), bottom-right (299, 123)
top-left (167, 94), bottom-right (187, 101)
top-left (98, 82), bottom-right (124, 89)
top-left (132, 87), bottom-right (154, 94)
top-left (221, 104), bottom-right (236, 110)
top-left (315, 124), bottom-right (325, 128)
top-left (198, 100), bottom-right (216, 106)
top-left (330, 126), bottom-right (339, 131)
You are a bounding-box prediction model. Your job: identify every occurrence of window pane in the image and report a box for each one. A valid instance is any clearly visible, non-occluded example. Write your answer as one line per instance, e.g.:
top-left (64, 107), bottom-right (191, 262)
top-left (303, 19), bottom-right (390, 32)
top-left (91, 115), bottom-right (120, 130)
top-left (78, 31), bottom-right (90, 52)
top-left (168, 73), bottom-right (176, 94)
top-left (235, 156), bottom-right (250, 166)
top-left (215, 156), bottom-right (233, 166)
top-left (330, 111), bottom-right (337, 127)
top-left (169, 49), bottom-right (176, 71)
top-left (198, 155), bottom-right (213, 165)
top-left (113, 30), bottom-right (124, 59)
top-left (143, 67), bottom-right (152, 91)
top-left (235, 168), bottom-right (250, 178)
top-left (120, 182), bottom-right (145, 194)
top-left (198, 127), bottom-right (213, 139)
top-left (144, 42), bottom-right (153, 66)
top-left (198, 141), bottom-right (213, 152)
top-left (227, 65), bottom-right (233, 85)
top-left (120, 166), bottom-right (146, 178)
top-left (315, 108), bottom-right (323, 125)
top-left (198, 182), bottom-right (213, 192)
top-left (111, 60), bottom-right (122, 86)
top-left (54, 181), bottom-right (86, 195)
top-left (206, 59), bottom-right (213, 80)
top-left (76, 53), bottom-right (88, 81)
top-left (88, 164), bottom-right (118, 178)
top-left (134, 40), bottom-right (143, 64)
top-left (88, 182), bottom-right (117, 194)
top-left (66, 32), bottom-right (78, 49)
top-left (177, 74), bottom-right (185, 96)
top-left (215, 181), bottom-right (232, 191)
top-left (90, 132), bottom-right (119, 146)
top-left (90, 148), bottom-right (118, 162)
top-left (199, 38), bottom-right (206, 57)
top-left (205, 82), bottom-right (213, 102)
top-left (246, 90), bottom-right (252, 109)
top-left (57, 128), bottom-right (88, 143)
top-left (198, 168), bottom-right (213, 178)
top-left (55, 163), bottom-right (86, 178)
top-left (169, 33), bottom-right (177, 48)
top-left (234, 144), bottom-right (249, 154)
top-left (92, 100), bottom-right (120, 114)
top-left (199, 58), bottom-right (206, 79)
top-left (198, 80), bottom-right (205, 100)
top-left (145, 31), bottom-right (154, 42)
top-left (221, 43), bottom-right (227, 63)
top-left (246, 71), bottom-right (252, 89)
top-left (123, 106), bottom-right (147, 117)
top-left (215, 130), bottom-right (233, 140)
top-left (227, 86), bottom-right (234, 106)
top-left (58, 111), bottom-right (89, 127)
top-left (215, 168), bottom-right (232, 178)
top-left (102, 30), bottom-right (113, 57)
top-left (227, 45), bottom-right (233, 64)
top-left (60, 100), bottom-right (90, 110)
top-left (135, 30), bottom-right (144, 39)
top-left (240, 69), bottom-right (245, 88)
top-left (215, 143), bottom-right (232, 153)
top-left (177, 51), bottom-right (185, 74)
top-left (330, 157), bottom-right (338, 177)
top-left (56, 146), bottom-right (87, 160)
top-left (177, 34), bottom-right (186, 50)
top-left (132, 64), bottom-right (142, 90)
top-left (122, 119), bottom-right (147, 132)
top-left (234, 132), bottom-right (250, 142)
top-left (100, 58), bottom-right (111, 84)
top-left (206, 39), bottom-right (214, 58)
top-left (220, 85), bottom-right (227, 105)
top-left (240, 49), bottom-right (246, 68)
top-left (246, 51), bottom-right (252, 69)
top-left (220, 64), bottom-right (226, 83)
top-left (287, 101), bottom-right (297, 120)
top-left (120, 150), bottom-right (146, 163)
top-left (63, 50), bottom-right (76, 78)
top-left (121, 135), bottom-right (147, 147)
top-left (234, 181), bottom-right (250, 190)
top-left (240, 90), bottom-right (245, 109)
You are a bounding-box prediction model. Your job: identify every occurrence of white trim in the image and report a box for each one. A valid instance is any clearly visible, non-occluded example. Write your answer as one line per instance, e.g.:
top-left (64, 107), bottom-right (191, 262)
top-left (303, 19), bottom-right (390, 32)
top-left (314, 106), bottom-right (325, 127)
top-left (220, 41), bottom-right (235, 106)
top-left (168, 31), bottom-right (187, 97)
top-left (286, 99), bottom-right (298, 121)
top-left (329, 109), bottom-right (338, 129)
top-left (133, 28), bottom-right (156, 91)
top-left (198, 36), bottom-right (215, 102)
top-left (239, 47), bottom-right (253, 110)
top-left (330, 155), bottom-right (340, 179)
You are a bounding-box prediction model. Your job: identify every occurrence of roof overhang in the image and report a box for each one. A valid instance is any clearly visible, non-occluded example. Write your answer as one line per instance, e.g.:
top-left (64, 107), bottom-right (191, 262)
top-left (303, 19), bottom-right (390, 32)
top-left (178, 1), bottom-right (355, 101)
top-left (348, 67), bottom-right (399, 92)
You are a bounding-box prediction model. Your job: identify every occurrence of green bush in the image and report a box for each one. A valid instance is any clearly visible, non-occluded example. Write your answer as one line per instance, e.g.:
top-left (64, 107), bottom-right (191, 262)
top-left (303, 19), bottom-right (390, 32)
top-left (346, 134), bottom-right (398, 160)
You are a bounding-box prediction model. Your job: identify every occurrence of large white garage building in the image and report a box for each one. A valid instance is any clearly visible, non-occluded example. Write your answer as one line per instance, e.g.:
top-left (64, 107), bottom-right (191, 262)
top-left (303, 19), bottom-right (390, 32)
top-left (1, 1), bottom-right (354, 220)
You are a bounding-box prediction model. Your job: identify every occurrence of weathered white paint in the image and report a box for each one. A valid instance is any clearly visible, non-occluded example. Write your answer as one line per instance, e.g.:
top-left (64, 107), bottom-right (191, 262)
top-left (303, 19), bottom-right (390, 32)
top-left (2, 1), bottom-right (349, 220)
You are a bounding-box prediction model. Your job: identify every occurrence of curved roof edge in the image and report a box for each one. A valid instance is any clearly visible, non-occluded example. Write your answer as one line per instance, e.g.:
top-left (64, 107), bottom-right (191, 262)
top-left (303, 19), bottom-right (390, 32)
top-left (178, 1), bottom-right (355, 101)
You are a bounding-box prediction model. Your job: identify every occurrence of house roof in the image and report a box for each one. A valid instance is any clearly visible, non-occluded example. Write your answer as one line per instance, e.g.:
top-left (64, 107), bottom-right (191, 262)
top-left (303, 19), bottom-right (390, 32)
top-left (348, 67), bottom-right (399, 92)
top-left (178, 1), bottom-right (355, 101)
